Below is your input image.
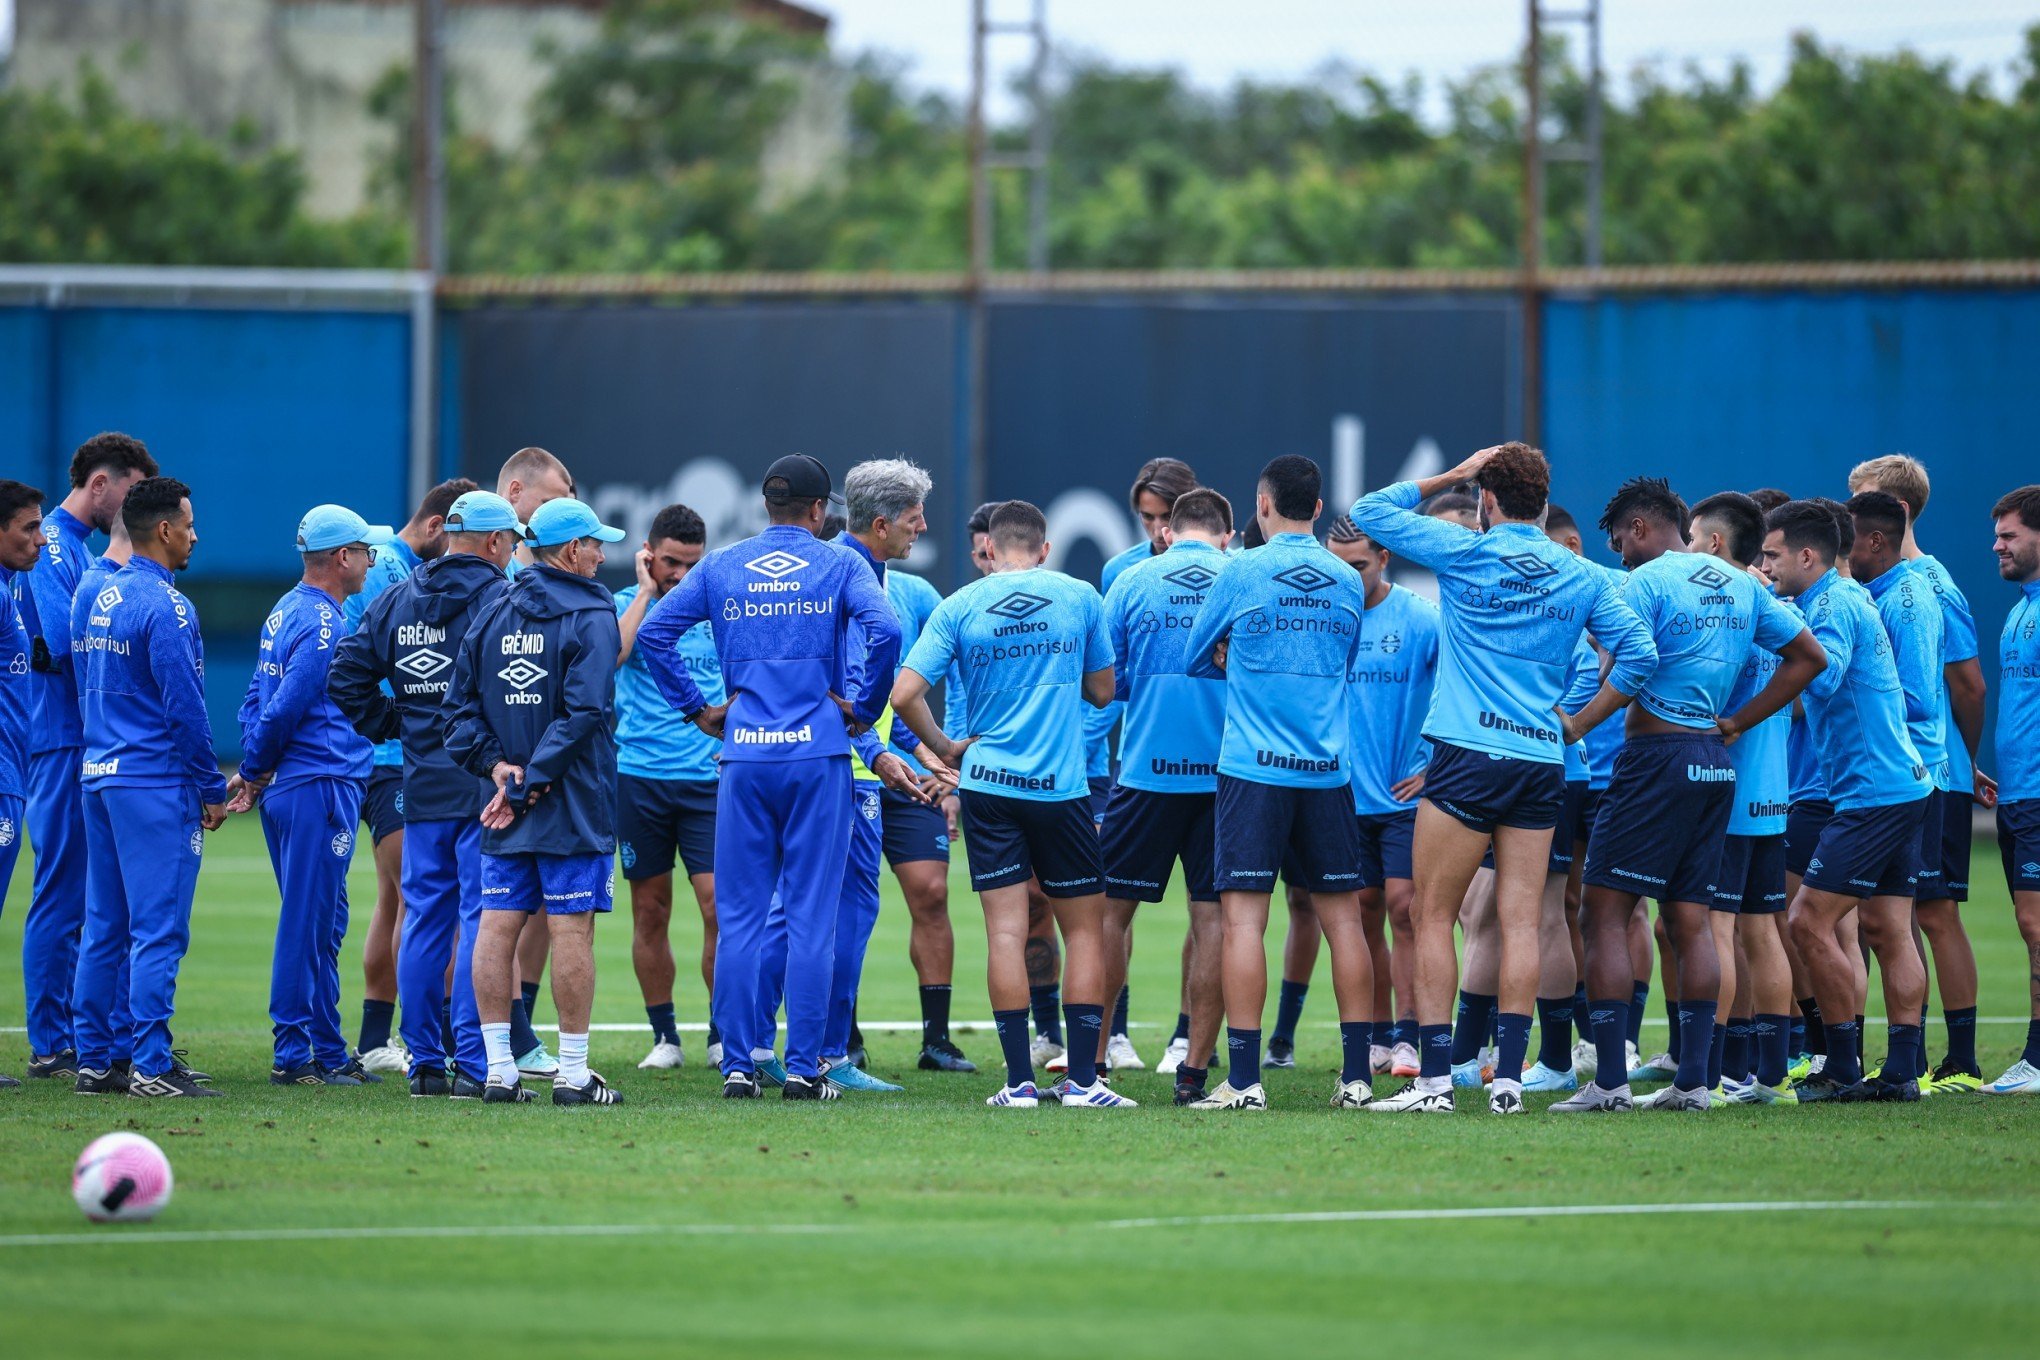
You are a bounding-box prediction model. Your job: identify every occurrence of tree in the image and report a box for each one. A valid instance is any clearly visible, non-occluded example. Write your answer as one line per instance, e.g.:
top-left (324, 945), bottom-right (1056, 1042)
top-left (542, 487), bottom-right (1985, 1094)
top-left (0, 66), bottom-right (399, 267)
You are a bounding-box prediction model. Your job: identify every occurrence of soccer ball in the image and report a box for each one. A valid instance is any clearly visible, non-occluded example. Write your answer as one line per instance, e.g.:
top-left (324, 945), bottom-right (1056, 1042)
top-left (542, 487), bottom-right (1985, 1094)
top-left (72, 1132), bottom-right (174, 1223)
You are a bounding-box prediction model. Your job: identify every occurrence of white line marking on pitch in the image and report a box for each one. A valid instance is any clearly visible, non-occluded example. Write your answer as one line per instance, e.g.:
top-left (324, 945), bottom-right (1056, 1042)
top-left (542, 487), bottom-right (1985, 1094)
top-left (0, 1222), bottom-right (851, 1250)
top-left (1097, 1199), bottom-right (1988, 1230)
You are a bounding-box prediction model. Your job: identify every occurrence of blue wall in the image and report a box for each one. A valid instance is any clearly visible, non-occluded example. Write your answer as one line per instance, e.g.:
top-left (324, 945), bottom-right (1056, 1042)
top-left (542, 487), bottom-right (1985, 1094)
top-left (1544, 287), bottom-right (2040, 761)
top-left (2, 287), bottom-right (2034, 769)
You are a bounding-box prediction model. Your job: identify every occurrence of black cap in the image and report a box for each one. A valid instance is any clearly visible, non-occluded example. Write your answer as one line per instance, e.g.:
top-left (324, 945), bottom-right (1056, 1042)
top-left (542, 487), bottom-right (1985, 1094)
top-left (762, 453), bottom-right (831, 503)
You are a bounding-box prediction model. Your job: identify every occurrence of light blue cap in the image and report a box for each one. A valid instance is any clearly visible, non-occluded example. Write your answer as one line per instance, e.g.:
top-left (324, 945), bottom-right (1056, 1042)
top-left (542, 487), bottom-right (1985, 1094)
top-left (443, 490), bottom-right (524, 536)
top-left (297, 504), bottom-right (394, 554)
top-left (525, 497), bottom-right (626, 548)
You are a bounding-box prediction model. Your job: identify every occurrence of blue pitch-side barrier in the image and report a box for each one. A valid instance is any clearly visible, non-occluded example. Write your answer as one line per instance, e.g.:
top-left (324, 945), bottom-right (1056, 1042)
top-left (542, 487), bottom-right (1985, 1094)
top-left (1, 286), bottom-right (2034, 764)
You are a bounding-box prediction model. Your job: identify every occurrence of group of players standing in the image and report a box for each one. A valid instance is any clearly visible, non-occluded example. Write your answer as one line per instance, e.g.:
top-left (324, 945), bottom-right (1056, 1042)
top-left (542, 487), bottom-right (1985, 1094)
top-left (2, 435), bottom-right (2037, 1114)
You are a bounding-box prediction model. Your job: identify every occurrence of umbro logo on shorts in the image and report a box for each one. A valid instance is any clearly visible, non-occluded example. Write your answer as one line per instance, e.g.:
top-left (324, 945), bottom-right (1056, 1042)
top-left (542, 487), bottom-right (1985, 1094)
top-left (986, 591), bottom-right (1052, 621)
top-left (1499, 552), bottom-right (1558, 581)
top-left (2023, 862), bottom-right (2040, 877)
top-left (1686, 562), bottom-right (1733, 590)
top-left (744, 550), bottom-right (809, 580)
top-left (498, 658), bottom-right (548, 690)
top-left (1270, 563), bottom-right (1336, 593)
top-left (396, 648), bottom-right (450, 681)
top-left (1162, 564), bottom-right (1217, 592)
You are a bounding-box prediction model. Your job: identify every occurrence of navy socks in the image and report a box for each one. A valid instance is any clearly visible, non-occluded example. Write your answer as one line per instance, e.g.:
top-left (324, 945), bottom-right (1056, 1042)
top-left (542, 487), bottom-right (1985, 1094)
top-left (1589, 999), bottom-right (1628, 1086)
top-left (1338, 1021), bottom-right (1372, 1084)
top-left (1272, 979), bottom-right (1310, 1045)
top-left (1064, 1004), bottom-right (1105, 1086)
top-left (1535, 995), bottom-right (1575, 1071)
top-left (1450, 991), bottom-right (1496, 1065)
top-left (1494, 1012), bottom-right (1532, 1086)
top-left (1029, 985), bottom-right (1062, 1043)
top-left (992, 1008), bottom-right (1033, 1087)
top-left (1418, 1022), bottom-right (1453, 1080)
top-left (646, 1002), bottom-right (679, 1046)
top-left (1227, 1027), bottom-right (1262, 1090)
top-left (1673, 1000), bottom-right (1717, 1090)
top-left (358, 998), bottom-right (395, 1054)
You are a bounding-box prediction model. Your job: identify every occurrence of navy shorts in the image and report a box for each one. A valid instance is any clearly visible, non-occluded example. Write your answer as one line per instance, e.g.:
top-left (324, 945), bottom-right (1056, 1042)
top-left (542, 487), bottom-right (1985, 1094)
top-left (1423, 739), bottom-right (1566, 834)
top-left (1920, 789), bottom-right (1972, 902)
top-left (1100, 786), bottom-right (1217, 902)
top-left (1217, 775), bottom-right (1367, 894)
top-left (1998, 799), bottom-right (2040, 894)
top-left (1802, 797), bottom-right (1929, 900)
top-left (1713, 833), bottom-right (1788, 915)
top-left (480, 851), bottom-right (617, 915)
top-left (361, 766), bottom-right (405, 846)
top-left (616, 773), bottom-right (717, 882)
top-left (1087, 775), bottom-right (1114, 828)
top-left (1573, 785), bottom-right (1605, 848)
top-left (1549, 781), bottom-right (1589, 872)
top-left (880, 784), bottom-right (951, 866)
top-left (1784, 799), bottom-right (1835, 878)
top-left (1911, 789), bottom-right (1949, 899)
top-left (959, 790), bottom-right (1104, 898)
top-left (1356, 808), bottom-right (1417, 882)
top-left (1582, 731), bottom-right (1736, 905)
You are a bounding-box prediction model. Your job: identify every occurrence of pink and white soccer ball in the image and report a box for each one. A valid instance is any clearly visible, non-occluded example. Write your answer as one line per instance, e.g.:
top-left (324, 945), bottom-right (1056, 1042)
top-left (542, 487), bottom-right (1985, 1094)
top-left (72, 1132), bottom-right (174, 1223)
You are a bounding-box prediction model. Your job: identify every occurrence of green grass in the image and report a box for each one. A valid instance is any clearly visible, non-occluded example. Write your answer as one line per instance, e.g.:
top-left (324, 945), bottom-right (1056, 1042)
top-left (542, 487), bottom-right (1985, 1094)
top-left (3, 818), bottom-right (2038, 1359)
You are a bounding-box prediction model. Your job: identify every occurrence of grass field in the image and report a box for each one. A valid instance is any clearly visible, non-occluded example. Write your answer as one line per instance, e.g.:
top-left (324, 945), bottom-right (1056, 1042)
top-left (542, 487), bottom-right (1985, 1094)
top-left (3, 817), bottom-right (2038, 1359)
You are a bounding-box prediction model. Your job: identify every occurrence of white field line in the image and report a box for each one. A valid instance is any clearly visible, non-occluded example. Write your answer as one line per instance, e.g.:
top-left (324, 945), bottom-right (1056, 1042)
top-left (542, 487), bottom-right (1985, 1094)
top-left (0, 1199), bottom-right (2002, 1250)
top-left (1096, 1198), bottom-right (1996, 1230)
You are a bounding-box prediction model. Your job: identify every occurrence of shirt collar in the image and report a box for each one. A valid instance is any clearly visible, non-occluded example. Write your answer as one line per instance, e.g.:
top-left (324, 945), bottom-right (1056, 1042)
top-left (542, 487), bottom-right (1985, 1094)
top-left (1797, 568), bottom-right (1839, 610)
top-left (1269, 532), bottom-right (1319, 546)
top-left (51, 506), bottom-right (92, 541)
top-left (1864, 559), bottom-right (1909, 600)
top-left (126, 555), bottom-right (174, 586)
top-left (843, 531), bottom-right (885, 583)
top-left (1164, 538), bottom-right (1220, 556)
top-left (296, 580), bottom-right (344, 610)
top-left (2024, 579), bottom-right (2040, 602)
top-left (387, 537), bottom-right (421, 571)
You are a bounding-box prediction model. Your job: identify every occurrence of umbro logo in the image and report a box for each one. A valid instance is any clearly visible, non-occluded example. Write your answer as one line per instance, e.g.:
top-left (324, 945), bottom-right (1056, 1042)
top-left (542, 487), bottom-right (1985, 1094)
top-left (265, 610), bottom-right (285, 634)
top-left (498, 658), bottom-right (548, 690)
top-left (1500, 552), bottom-right (1558, 580)
top-left (1162, 564), bottom-right (1217, 593)
top-left (986, 591), bottom-right (1052, 622)
top-left (2023, 862), bottom-right (2040, 877)
top-left (744, 550), bottom-right (808, 580)
top-left (94, 585), bottom-right (122, 612)
top-left (1271, 564), bottom-right (1336, 593)
top-left (1807, 858), bottom-right (1824, 872)
top-left (395, 648), bottom-right (450, 681)
top-left (1686, 562), bottom-right (1732, 591)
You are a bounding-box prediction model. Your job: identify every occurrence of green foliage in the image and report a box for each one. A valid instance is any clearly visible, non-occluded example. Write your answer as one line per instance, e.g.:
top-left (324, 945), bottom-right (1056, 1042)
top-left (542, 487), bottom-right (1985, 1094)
top-left (0, 66), bottom-right (401, 267)
top-left (9, 9), bottom-right (2040, 273)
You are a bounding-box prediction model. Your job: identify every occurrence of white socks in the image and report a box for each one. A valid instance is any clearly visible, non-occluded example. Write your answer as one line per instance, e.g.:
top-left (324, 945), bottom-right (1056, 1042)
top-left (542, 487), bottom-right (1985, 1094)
top-left (558, 1031), bottom-right (590, 1086)
top-left (483, 1022), bottom-right (515, 1086)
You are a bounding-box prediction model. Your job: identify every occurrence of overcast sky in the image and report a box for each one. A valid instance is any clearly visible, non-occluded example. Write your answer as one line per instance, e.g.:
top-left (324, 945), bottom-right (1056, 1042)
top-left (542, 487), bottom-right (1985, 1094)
top-left (820, 0), bottom-right (2040, 120)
